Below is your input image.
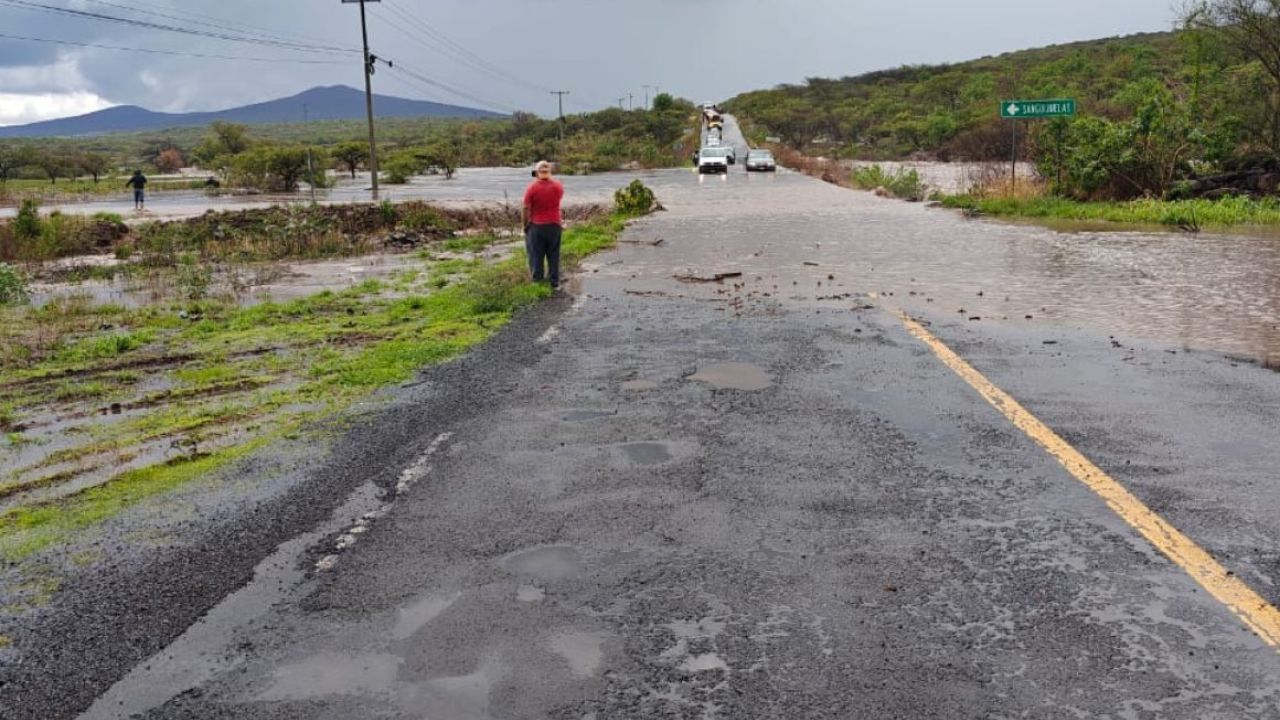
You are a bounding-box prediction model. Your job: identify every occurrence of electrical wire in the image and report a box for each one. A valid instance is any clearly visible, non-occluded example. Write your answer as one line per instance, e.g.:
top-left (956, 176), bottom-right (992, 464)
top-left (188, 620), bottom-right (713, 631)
top-left (383, 58), bottom-right (517, 115)
top-left (0, 31), bottom-right (349, 64)
top-left (0, 0), bottom-right (357, 54)
top-left (381, 0), bottom-right (550, 94)
top-left (74, 0), bottom-right (359, 54)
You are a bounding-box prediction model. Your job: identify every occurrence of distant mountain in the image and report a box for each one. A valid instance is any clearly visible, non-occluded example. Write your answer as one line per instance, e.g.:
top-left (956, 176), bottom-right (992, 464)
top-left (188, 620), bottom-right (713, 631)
top-left (0, 85), bottom-right (504, 138)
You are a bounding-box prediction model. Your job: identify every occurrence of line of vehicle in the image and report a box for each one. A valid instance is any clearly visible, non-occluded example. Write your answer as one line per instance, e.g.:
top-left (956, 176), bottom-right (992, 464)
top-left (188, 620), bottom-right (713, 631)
top-left (893, 309), bottom-right (1280, 650)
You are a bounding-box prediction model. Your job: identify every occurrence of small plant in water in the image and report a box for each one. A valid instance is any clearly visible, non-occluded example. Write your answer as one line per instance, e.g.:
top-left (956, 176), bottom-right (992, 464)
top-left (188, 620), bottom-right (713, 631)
top-left (176, 253), bottom-right (212, 300)
top-left (0, 262), bottom-right (29, 305)
top-left (614, 180), bottom-right (657, 216)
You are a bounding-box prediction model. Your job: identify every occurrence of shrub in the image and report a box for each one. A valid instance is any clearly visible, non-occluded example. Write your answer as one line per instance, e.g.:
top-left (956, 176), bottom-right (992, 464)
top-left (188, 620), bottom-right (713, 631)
top-left (614, 180), bottom-right (657, 216)
top-left (851, 164), bottom-right (927, 201)
top-left (0, 262), bottom-right (28, 305)
top-left (14, 200), bottom-right (41, 242)
top-left (400, 204), bottom-right (454, 233)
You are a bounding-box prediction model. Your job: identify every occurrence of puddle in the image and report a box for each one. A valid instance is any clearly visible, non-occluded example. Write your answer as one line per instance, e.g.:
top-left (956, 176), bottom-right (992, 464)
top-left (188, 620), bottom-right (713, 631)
top-left (561, 410), bottom-right (616, 422)
top-left (620, 442), bottom-right (674, 466)
top-left (257, 651), bottom-right (401, 701)
top-left (79, 480), bottom-right (388, 719)
top-left (689, 363), bottom-right (773, 391)
top-left (419, 657), bottom-right (506, 718)
top-left (621, 380), bottom-right (660, 392)
top-left (28, 252), bottom-right (425, 309)
top-left (500, 545), bottom-right (584, 581)
top-left (393, 594), bottom-right (458, 641)
top-left (516, 584), bottom-right (546, 602)
top-left (548, 631), bottom-right (608, 678)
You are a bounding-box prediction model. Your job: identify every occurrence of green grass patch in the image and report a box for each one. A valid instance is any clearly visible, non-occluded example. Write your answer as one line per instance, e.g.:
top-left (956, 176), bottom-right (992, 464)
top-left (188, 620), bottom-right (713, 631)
top-left (0, 212), bottom-right (631, 561)
top-left (939, 195), bottom-right (1280, 228)
top-left (0, 430), bottom-right (282, 561)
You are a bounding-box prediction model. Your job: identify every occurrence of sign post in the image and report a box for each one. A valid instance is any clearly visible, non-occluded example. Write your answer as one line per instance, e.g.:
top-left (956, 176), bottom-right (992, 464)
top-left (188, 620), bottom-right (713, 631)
top-left (1000, 98), bottom-right (1076, 190)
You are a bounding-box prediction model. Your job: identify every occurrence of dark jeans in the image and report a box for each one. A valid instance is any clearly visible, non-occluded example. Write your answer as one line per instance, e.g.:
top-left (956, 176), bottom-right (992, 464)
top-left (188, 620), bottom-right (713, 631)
top-left (526, 223), bottom-right (562, 285)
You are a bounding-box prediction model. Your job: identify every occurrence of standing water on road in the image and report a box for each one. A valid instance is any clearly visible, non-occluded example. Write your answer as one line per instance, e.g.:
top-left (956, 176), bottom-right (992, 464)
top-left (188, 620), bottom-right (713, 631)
top-left (600, 168), bottom-right (1280, 367)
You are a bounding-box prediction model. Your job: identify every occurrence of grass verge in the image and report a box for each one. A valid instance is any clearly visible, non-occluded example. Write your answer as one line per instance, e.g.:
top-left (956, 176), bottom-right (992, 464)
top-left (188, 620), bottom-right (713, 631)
top-left (0, 213), bottom-right (626, 561)
top-left (938, 194), bottom-right (1280, 228)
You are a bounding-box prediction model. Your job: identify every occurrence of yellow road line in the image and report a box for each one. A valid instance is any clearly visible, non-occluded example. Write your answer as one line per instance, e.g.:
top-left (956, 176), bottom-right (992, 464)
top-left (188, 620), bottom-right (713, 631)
top-left (895, 310), bottom-right (1280, 649)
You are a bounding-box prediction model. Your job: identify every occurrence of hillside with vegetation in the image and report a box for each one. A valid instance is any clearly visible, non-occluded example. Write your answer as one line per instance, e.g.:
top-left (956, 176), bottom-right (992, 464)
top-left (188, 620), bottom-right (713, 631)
top-left (0, 94), bottom-right (697, 201)
top-left (726, 3), bottom-right (1280, 204)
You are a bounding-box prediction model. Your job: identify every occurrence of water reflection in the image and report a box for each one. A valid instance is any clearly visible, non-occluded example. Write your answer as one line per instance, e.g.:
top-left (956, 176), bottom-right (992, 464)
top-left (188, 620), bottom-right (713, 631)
top-left (601, 171), bottom-right (1280, 368)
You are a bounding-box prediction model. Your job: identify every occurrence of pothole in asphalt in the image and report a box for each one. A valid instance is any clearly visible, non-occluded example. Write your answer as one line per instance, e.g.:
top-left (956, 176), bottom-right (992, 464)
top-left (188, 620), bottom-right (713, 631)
top-left (620, 442), bottom-right (673, 466)
top-left (257, 651), bottom-right (400, 701)
top-left (500, 545), bottom-right (584, 580)
top-left (689, 363), bottom-right (772, 391)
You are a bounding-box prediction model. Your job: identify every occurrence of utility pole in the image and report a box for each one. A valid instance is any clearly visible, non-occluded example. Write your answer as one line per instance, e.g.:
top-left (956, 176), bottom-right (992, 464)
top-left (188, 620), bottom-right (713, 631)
top-left (343, 0), bottom-right (381, 199)
top-left (627, 93), bottom-right (634, 111)
top-left (618, 97), bottom-right (626, 110)
top-left (304, 103), bottom-right (317, 203)
top-left (550, 90), bottom-right (569, 141)
top-left (643, 85), bottom-right (655, 109)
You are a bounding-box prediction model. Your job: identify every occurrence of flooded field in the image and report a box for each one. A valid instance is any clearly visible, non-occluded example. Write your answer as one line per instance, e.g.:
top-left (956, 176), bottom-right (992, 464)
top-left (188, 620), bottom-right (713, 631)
top-left (0, 168), bottom-right (694, 221)
top-left (596, 169), bottom-right (1280, 368)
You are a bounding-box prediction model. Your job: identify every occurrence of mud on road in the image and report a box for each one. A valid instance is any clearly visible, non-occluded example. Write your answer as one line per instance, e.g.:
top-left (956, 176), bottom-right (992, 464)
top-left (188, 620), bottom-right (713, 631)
top-left (6, 115), bottom-right (1280, 718)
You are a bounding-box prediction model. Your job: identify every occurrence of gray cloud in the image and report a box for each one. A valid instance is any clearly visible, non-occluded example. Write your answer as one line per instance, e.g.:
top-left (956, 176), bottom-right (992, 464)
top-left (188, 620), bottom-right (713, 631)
top-left (0, 0), bottom-right (1179, 121)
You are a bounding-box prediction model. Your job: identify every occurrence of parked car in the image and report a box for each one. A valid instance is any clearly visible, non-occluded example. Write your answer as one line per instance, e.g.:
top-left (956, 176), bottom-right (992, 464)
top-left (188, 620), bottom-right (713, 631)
top-left (698, 147), bottom-right (731, 174)
top-left (745, 149), bottom-right (776, 172)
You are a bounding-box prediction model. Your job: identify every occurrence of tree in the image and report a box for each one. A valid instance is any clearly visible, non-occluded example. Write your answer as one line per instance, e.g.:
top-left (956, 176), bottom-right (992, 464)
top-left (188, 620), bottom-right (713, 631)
top-left (424, 141), bottom-right (460, 180)
top-left (193, 122), bottom-right (251, 167)
top-left (211, 121), bottom-right (251, 155)
top-left (652, 93), bottom-right (676, 112)
top-left (35, 151), bottom-right (68, 185)
top-left (0, 144), bottom-right (33, 184)
top-left (332, 141), bottom-right (369, 178)
top-left (155, 148), bottom-right (185, 174)
top-left (229, 146), bottom-right (309, 191)
top-left (80, 152), bottom-right (111, 184)
top-left (1190, 0), bottom-right (1280, 155)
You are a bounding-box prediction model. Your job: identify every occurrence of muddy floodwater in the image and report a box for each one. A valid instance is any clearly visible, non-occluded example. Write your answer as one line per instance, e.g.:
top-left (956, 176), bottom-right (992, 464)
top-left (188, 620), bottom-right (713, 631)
top-left (0, 168), bottom-right (694, 221)
top-left (596, 169), bottom-right (1280, 368)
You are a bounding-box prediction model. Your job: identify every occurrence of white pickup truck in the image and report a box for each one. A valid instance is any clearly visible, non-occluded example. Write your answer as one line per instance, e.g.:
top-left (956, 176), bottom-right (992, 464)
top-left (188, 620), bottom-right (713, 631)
top-left (698, 147), bottom-right (731, 174)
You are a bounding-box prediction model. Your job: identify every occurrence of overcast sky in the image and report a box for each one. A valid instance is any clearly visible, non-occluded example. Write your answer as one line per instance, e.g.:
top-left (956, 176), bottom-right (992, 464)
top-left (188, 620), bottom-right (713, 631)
top-left (0, 0), bottom-right (1180, 126)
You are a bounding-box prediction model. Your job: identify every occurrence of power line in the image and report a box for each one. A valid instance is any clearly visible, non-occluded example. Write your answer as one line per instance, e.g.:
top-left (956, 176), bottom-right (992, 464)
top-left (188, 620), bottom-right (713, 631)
top-left (381, 0), bottom-right (549, 95)
top-left (380, 55), bottom-right (517, 115)
top-left (0, 31), bottom-right (349, 64)
top-left (74, 0), bottom-right (359, 52)
top-left (0, 0), bottom-right (357, 55)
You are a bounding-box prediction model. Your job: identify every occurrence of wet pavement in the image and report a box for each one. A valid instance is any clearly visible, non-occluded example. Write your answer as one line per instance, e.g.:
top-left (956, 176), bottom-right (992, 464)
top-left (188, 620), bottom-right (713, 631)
top-left (5, 116), bottom-right (1280, 718)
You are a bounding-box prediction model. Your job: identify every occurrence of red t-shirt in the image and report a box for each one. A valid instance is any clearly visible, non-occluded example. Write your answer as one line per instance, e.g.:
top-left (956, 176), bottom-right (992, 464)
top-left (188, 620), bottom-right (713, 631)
top-left (524, 179), bottom-right (564, 225)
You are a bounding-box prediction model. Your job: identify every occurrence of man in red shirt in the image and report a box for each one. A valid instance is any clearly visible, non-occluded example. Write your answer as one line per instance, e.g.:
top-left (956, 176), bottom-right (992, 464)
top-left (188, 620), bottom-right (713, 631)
top-left (522, 160), bottom-right (565, 288)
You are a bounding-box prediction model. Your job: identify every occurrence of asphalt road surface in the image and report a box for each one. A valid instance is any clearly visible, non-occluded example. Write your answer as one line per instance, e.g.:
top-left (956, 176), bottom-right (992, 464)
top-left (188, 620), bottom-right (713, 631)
top-left (6, 118), bottom-right (1280, 719)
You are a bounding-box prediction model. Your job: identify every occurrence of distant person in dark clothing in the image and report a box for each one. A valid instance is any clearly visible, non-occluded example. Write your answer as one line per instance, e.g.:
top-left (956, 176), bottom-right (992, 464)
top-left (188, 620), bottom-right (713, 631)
top-left (523, 161), bottom-right (564, 288)
top-left (126, 170), bottom-right (148, 210)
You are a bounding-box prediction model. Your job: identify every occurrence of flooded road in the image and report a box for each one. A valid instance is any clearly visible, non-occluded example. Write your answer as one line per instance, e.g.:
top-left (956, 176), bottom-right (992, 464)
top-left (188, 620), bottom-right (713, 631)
top-left (596, 167), bottom-right (1280, 367)
top-left (12, 118), bottom-right (1280, 720)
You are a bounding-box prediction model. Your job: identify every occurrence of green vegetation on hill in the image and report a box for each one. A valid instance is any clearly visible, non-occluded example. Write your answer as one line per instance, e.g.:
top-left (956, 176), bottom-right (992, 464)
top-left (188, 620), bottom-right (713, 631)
top-left (0, 94), bottom-right (698, 202)
top-left (728, 3), bottom-right (1280, 204)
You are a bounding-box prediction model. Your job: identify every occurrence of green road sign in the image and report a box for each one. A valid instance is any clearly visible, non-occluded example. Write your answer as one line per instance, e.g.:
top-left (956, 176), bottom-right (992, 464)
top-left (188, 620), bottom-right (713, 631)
top-left (1001, 98), bottom-right (1076, 119)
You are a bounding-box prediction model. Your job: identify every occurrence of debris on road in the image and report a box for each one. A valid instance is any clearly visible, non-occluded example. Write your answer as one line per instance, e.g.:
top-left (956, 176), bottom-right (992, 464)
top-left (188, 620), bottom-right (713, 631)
top-left (675, 271), bottom-right (744, 283)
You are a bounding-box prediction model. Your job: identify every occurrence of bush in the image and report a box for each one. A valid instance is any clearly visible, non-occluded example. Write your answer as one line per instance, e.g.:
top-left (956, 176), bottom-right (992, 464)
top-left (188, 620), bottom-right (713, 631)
top-left (614, 180), bottom-right (657, 216)
top-left (0, 262), bottom-right (28, 305)
top-left (14, 200), bottom-right (41, 242)
top-left (851, 165), bottom-right (927, 201)
top-left (400, 204), bottom-right (454, 233)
